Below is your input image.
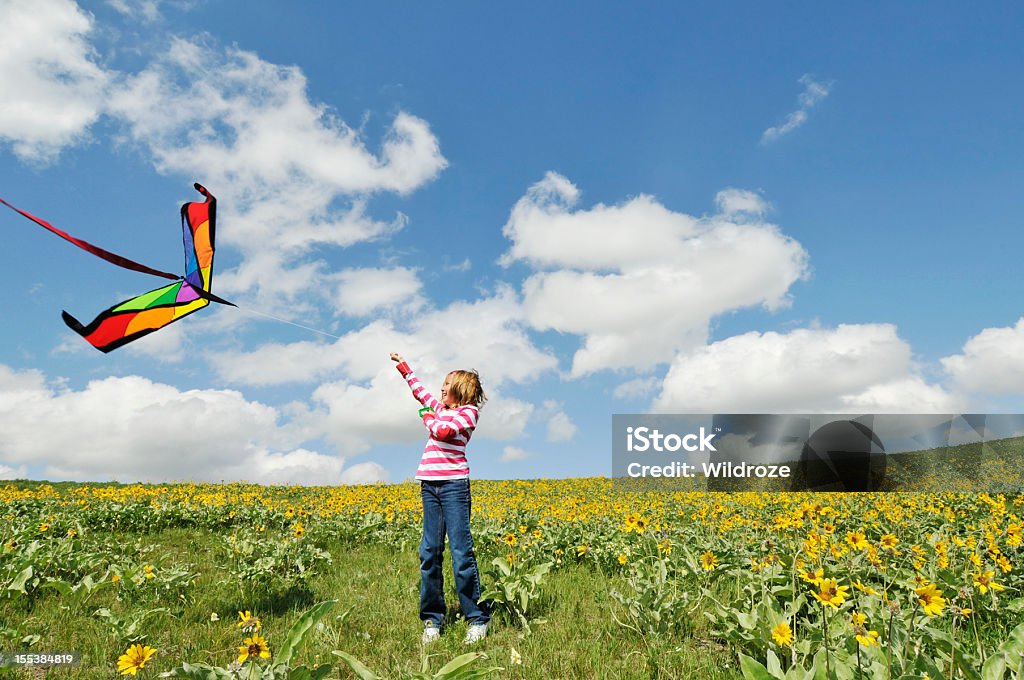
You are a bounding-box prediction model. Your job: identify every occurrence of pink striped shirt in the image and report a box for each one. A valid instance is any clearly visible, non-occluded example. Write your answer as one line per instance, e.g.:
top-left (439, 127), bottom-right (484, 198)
top-left (396, 362), bottom-right (479, 481)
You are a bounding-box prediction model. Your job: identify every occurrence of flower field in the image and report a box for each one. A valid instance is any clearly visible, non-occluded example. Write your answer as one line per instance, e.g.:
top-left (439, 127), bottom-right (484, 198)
top-left (2, 479), bottom-right (1023, 678)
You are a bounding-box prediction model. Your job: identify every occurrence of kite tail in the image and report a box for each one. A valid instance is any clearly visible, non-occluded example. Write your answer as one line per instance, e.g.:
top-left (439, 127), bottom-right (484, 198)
top-left (0, 197), bottom-right (181, 281)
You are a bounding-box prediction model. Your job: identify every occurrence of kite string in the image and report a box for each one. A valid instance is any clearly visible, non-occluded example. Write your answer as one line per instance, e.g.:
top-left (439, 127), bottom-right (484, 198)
top-left (234, 306), bottom-right (342, 340)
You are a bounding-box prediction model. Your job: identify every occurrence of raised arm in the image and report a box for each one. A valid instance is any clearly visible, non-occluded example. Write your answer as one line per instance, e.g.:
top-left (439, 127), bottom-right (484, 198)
top-left (391, 352), bottom-right (443, 412)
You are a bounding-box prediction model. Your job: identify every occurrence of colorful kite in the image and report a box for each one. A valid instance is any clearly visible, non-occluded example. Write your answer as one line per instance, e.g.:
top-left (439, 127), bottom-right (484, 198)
top-left (0, 183), bottom-right (235, 352)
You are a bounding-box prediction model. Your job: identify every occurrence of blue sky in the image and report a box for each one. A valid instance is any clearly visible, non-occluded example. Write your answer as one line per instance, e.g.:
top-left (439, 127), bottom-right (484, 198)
top-left (2, 0), bottom-right (1024, 484)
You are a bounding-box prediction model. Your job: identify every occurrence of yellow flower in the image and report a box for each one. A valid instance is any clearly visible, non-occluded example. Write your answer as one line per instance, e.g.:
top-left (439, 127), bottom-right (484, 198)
top-left (846, 530), bottom-right (868, 550)
top-left (853, 580), bottom-right (878, 596)
top-left (771, 622), bottom-right (793, 647)
top-left (1007, 523), bottom-right (1022, 547)
top-left (284, 508), bottom-right (294, 518)
top-left (855, 629), bottom-right (880, 647)
top-left (915, 583), bottom-right (946, 617)
top-left (701, 550), bottom-right (718, 571)
top-left (117, 644), bottom-right (157, 675)
top-left (238, 633), bottom-right (271, 663)
top-left (801, 567), bottom-right (823, 585)
top-left (851, 611), bottom-right (867, 626)
top-left (292, 521), bottom-right (305, 538)
top-left (879, 534), bottom-right (899, 550)
top-left (997, 555), bottom-right (1012, 573)
top-left (812, 578), bottom-right (849, 609)
top-left (143, 564), bottom-right (154, 579)
top-left (111, 573), bottom-right (121, 584)
top-left (39, 523), bottom-right (50, 533)
top-left (502, 533), bottom-right (517, 547)
top-left (237, 610), bottom-right (261, 632)
top-left (657, 538), bottom-right (672, 554)
top-left (622, 513), bottom-right (648, 533)
top-left (617, 553), bottom-right (628, 565)
top-left (576, 544), bottom-right (589, 557)
top-left (973, 570), bottom-right (1004, 595)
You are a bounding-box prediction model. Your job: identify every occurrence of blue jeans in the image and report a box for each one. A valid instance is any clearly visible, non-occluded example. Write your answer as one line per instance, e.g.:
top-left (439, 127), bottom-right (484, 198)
top-left (420, 479), bottom-right (490, 626)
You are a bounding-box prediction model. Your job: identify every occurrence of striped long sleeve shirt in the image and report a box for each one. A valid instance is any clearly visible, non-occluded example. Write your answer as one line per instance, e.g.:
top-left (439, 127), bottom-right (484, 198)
top-left (396, 361), bottom-right (478, 481)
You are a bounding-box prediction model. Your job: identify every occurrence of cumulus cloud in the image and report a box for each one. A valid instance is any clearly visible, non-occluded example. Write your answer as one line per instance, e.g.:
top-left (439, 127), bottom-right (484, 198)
top-left (206, 286), bottom-right (553, 455)
top-left (501, 446), bottom-right (533, 462)
top-left (331, 266), bottom-right (424, 317)
top-left (0, 463), bottom-right (29, 480)
top-left (501, 173), bottom-right (809, 375)
top-left (654, 324), bottom-right (959, 413)
top-left (211, 286), bottom-right (556, 388)
top-left (613, 376), bottom-right (660, 400)
top-left (543, 400), bottom-right (578, 442)
top-left (761, 74), bottom-right (832, 144)
top-left (101, 37), bottom-right (446, 317)
top-left (0, 0), bottom-right (111, 162)
top-left (0, 364), bottom-right (379, 484)
top-left (941, 317), bottom-right (1024, 394)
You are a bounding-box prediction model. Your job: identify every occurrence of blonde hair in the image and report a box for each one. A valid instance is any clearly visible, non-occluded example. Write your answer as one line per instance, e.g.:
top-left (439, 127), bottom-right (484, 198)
top-left (447, 370), bottom-right (487, 408)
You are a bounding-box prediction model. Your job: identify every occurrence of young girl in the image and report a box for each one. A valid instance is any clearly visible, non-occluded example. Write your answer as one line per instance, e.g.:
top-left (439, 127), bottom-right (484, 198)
top-left (390, 352), bottom-right (491, 645)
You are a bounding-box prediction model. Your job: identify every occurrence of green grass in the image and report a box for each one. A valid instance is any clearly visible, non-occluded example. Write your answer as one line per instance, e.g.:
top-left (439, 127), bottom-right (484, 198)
top-left (0, 528), bottom-right (737, 679)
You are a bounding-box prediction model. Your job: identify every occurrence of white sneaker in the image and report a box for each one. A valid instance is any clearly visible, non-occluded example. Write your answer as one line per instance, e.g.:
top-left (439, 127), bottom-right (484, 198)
top-left (463, 622), bottom-right (488, 644)
top-left (422, 622), bottom-right (440, 645)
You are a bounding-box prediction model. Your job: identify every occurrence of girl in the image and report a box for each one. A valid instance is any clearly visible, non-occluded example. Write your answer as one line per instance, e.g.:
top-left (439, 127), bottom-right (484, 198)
top-left (390, 352), bottom-right (491, 645)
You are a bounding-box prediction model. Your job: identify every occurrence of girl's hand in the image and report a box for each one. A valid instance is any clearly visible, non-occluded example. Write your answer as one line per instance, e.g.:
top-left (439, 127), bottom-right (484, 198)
top-left (389, 352), bottom-right (404, 363)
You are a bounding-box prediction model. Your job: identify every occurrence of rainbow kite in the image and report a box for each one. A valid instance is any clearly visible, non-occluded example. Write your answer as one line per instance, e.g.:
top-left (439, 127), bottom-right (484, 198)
top-left (0, 183), bottom-right (235, 352)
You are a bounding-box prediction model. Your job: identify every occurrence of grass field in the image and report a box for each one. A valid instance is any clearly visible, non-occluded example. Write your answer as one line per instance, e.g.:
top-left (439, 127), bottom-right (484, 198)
top-left (2, 479), bottom-right (1023, 678)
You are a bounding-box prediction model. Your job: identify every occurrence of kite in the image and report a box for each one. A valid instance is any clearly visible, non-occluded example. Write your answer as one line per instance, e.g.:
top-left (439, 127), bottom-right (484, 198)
top-left (0, 183), bottom-right (235, 352)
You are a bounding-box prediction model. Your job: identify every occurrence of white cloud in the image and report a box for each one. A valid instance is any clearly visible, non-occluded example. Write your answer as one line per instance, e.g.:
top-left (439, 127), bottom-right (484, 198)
top-left (206, 286), bottom-right (553, 456)
top-left (761, 74), bottom-right (832, 144)
top-left (105, 37), bottom-right (446, 314)
top-left (0, 364), bottom-right (380, 484)
top-left (542, 400), bottom-right (577, 442)
top-left (501, 446), bottom-right (533, 462)
top-left (0, 0), bottom-right (111, 162)
top-left (0, 463), bottom-right (28, 480)
top-left (211, 286), bottom-right (556, 388)
top-left (444, 258), bottom-right (472, 272)
top-left (501, 173), bottom-right (809, 375)
top-left (331, 267), bottom-right (424, 317)
top-left (311, 372), bottom-right (535, 457)
top-left (715, 188), bottom-right (770, 219)
top-left (613, 376), bottom-right (660, 400)
top-left (654, 324), bottom-right (959, 413)
top-left (106, 0), bottom-right (162, 22)
top-left (941, 318), bottom-right (1024, 394)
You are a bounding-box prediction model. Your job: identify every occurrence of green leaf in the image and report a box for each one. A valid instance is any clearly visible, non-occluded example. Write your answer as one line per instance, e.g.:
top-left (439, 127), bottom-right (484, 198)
top-left (435, 651), bottom-right (487, 677)
top-left (766, 649), bottom-right (784, 679)
top-left (998, 621), bottom-right (1024, 658)
top-left (917, 655), bottom-right (946, 680)
top-left (159, 662), bottom-right (237, 679)
top-left (7, 566), bottom-right (33, 593)
top-left (736, 610), bottom-right (758, 630)
top-left (285, 664), bottom-right (334, 680)
top-left (982, 654), bottom-right (1006, 680)
top-left (40, 579), bottom-right (72, 596)
top-left (738, 653), bottom-right (775, 680)
top-left (278, 600), bottom-right (336, 665)
top-left (331, 651), bottom-right (381, 680)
